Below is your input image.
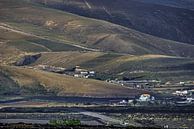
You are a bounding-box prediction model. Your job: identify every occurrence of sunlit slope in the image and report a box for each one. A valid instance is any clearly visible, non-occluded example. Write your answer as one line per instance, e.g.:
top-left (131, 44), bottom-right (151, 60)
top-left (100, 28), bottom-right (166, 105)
top-left (0, 25), bottom-right (85, 65)
top-left (0, 66), bottom-right (141, 97)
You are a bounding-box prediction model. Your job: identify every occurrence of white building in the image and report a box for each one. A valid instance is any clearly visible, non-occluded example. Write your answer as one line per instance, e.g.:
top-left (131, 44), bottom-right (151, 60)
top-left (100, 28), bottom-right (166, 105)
top-left (179, 82), bottom-right (185, 85)
top-left (89, 71), bottom-right (95, 75)
top-left (173, 90), bottom-right (189, 96)
top-left (138, 94), bottom-right (155, 102)
top-left (119, 99), bottom-right (128, 104)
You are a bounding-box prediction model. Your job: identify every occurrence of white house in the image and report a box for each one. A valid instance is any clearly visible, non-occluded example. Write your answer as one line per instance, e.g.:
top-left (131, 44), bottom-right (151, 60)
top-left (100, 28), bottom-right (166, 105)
top-left (173, 90), bottom-right (189, 96)
top-left (138, 94), bottom-right (155, 102)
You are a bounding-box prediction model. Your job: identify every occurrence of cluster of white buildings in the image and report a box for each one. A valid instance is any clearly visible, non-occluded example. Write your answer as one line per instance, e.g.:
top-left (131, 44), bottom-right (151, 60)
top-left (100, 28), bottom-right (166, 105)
top-left (173, 89), bottom-right (194, 96)
top-left (138, 94), bottom-right (155, 102)
top-left (36, 65), bottom-right (66, 73)
top-left (119, 93), bottom-right (155, 105)
top-left (35, 65), bottom-right (96, 79)
top-left (107, 79), bottom-right (161, 88)
top-left (173, 89), bottom-right (194, 104)
top-left (73, 66), bottom-right (95, 78)
top-left (176, 97), bottom-right (194, 104)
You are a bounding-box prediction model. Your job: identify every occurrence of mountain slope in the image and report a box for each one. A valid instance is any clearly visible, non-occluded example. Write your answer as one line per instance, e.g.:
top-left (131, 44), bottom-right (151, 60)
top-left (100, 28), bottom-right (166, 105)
top-left (29, 51), bottom-right (194, 82)
top-left (0, 0), bottom-right (194, 98)
top-left (1, 0), bottom-right (194, 57)
top-left (0, 66), bottom-right (142, 97)
top-left (32, 0), bottom-right (194, 44)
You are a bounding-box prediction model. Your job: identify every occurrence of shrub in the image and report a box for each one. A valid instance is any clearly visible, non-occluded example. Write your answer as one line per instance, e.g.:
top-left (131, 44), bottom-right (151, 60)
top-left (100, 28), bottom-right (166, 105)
top-left (49, 119), bottom-right (81, 126)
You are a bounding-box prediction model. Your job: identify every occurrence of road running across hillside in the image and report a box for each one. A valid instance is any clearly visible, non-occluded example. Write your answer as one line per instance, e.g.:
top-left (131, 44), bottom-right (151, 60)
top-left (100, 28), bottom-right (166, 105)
top-left (0, 23), bottom-right (99, 52)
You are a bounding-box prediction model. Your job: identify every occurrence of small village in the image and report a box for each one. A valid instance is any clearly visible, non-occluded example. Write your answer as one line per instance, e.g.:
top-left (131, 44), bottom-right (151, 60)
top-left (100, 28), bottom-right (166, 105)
top-left (1, 65), bottom-right (194, 129)
top-left (35, 65), bottom-right (96, 79)
top-left (24, 64), bottom-right (194, 107)
top-left (118, 92), bottom-right (194, 107)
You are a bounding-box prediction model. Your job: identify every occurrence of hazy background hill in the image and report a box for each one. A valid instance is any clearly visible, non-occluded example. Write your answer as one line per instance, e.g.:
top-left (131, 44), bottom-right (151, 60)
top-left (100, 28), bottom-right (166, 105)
top-left (31, 0), bottom-right (194, 44)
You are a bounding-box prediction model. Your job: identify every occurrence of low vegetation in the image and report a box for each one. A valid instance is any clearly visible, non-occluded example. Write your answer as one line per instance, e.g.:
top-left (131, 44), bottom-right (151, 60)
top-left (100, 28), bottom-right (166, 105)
top-left (49, 119), bottom-right (81, 126)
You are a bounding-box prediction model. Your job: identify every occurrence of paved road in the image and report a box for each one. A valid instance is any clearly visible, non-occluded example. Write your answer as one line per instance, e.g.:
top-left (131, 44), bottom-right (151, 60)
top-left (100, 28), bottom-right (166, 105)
top-left (70, 108), bottom-right (124, 125)
top-left (0, 119), bottom-right (49, 124)
top-left (79, 111), bottom-right (122, 125)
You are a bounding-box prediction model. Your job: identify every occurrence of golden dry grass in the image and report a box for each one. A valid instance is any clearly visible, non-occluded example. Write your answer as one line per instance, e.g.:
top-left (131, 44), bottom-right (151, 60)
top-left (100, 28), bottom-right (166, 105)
top-left (33, 51), bottom-right (104, 68)
top-left (93, 54), bottom-right (178, 72)
top-left (0, 66), bottom-right (142, 97)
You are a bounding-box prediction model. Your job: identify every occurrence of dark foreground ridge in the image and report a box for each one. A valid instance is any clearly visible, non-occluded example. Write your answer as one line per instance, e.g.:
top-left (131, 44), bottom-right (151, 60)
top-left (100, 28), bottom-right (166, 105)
top-left (0, 123), bottom-right (160, 129)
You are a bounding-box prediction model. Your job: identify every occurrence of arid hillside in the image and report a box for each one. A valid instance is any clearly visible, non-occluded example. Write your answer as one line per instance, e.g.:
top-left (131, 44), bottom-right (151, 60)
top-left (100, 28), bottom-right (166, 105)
top-left (28, 52), bottom-right (194, 82)
top-left (1, 0), bottom-right (194, 57)
top-left (0, 66), bottom-right (141, 97)
top-left (31, 0), bottom-right (194, 44)
top-left (0, 0), bottom-right (194, 97)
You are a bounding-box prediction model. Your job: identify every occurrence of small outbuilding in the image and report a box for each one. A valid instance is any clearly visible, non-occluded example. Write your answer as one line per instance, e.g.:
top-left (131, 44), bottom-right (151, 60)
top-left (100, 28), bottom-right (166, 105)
top-left (138, 94), bottom-right (155, 102)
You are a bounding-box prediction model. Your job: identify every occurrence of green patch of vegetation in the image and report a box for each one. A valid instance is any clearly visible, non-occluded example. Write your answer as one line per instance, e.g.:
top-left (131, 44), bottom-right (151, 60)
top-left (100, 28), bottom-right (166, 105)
top-left (91, 72), bottom-right (115, 81)
top-left (49, 119), bottom-right (81, 126)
